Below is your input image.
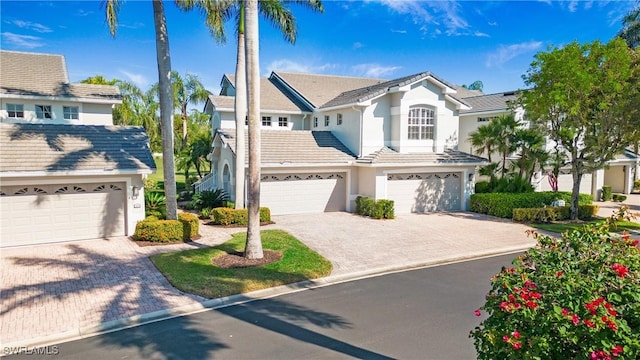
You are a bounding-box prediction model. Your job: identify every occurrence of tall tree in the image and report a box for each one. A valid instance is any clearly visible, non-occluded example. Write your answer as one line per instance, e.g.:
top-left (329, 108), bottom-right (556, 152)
top-left (104, 0), bottom-right (178, 220)
top-left (492, 114), bottom-right (520, 179)
top-left (244, 0), bottom-right (263, 259)
top-left (462, 80), bottom-right (484, 91)
top-left (618, 4), bottom-right (640, 49)
top-left (80, 75), bottom-right (118, 85)
top-left (170, 71), bottom-right (211, 150)
top-left (520, 39), bottom-right (638, 219)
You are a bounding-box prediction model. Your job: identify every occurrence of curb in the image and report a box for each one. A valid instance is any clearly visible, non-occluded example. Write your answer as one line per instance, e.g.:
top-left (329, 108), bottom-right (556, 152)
top-left (2, 243), bottom-right (534, 351)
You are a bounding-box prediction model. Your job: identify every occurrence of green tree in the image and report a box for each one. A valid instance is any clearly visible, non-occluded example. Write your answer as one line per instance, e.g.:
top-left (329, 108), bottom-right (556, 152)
top-left (170, 71), bottom-right (211, 150)
top-left (80, 75), bottom-right (118, 85)
top-left (105, 0), bottom-right (178, 220)
top-left (511, 126), bottom-right (548, 181)
top-left (462, 80), bottom-right (483, 91)
top-left (493, 114), bottom-right (520, 179)
top-left (618, 4), bottom-right (640, 49)
top-left (520, 39), bottom-right (638, 219)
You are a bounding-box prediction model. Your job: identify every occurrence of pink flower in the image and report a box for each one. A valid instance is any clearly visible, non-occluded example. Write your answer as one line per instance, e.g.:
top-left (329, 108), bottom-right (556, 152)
top-left (572, 314), bottom-right (580, 325)
top-left (474, 309), bottom-right (481, 317)
top-left (503, 335), bottom-right (510, 342)
top-left (562, 308), bottom-right (569, 316)
top-left (512, 342), bottom-right (522, 350)
top-left (512, 331), bottom-right (520, 339)
top-left (632, 239), bottom-right (639, 247)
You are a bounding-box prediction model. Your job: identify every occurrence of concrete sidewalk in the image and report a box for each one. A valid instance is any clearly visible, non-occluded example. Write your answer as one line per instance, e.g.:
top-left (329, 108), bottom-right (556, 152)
top-left (1, 211), bottom-right (538, 348)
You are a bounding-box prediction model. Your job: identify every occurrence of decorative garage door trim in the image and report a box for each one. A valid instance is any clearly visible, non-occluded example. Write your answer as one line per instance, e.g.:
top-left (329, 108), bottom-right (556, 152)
top-left (260, 172), bottom-right (347, 215)
top-left (0, 183), bottom-right (123, 196)
top-left (387, 172), bottom-right (462, 213)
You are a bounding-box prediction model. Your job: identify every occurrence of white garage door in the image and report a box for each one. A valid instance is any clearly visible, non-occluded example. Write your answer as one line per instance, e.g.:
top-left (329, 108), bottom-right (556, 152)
top-left (260, 173), bottom-right (346, 215)
top-left (0, 183), bottom-right (126, 247)
top-left (387, 173), bottom-right (462, 213)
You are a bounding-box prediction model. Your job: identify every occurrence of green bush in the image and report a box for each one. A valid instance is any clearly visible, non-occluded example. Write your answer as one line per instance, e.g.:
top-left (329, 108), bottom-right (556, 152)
top-left (178, 212), bottom-right (199, 239)
top-left (355, 196), bottom-right (395, 219)
top-left (145, 191), bottom-right (166, 218)
top-left (143, 177), bottom-right (160, 191)
top-left (613, 194), bottom-right (627, 202)
top-left (602, 185), bottom-right (613, 201)
top-left (470, 192), bottom-right (594, 219)
top-left (190, 189), bottom-right (228, 211)
top-left (199, 207), bottom-right (212, 219)
top-left (513, 205), bottom-right (599, 223)
top-left (133, 218), bottom-right (185, 242)
top-left (475, 181), bottom-right (491, 194)
top-left (474, 177), bottom-right (534, 194)
top-left (634, 179), bottom-right (640, 192)
top-left (209, 207), bottom-right (271, 226)
top-left (471, 210), bottom-right (640, 359)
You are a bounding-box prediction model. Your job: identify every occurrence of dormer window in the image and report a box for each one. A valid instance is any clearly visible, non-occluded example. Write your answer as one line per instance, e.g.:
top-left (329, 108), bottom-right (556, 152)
top-left (407, 106), bottom-right (435, 140)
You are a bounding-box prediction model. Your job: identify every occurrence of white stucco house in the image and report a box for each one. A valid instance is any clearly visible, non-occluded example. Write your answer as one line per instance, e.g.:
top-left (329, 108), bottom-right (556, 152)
top-left (0, 50), bottom-right (155, 247)
top-left (198, 71), bottom-right (489, 215)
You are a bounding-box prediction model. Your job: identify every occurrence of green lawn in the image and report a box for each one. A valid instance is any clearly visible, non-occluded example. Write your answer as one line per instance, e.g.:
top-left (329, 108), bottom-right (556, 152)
top-left (530, 219), bottom-right (640, 234)
top-left (150, 230), bottom-right (333, 299)
top-left (149, 156), bottom-right (209, 191)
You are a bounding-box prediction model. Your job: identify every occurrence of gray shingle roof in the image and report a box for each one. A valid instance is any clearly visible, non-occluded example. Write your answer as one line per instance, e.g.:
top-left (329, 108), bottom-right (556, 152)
top-left (208, 95), bottom-right (235, 110)
top-left (217, 129), bottom-right (356, 165)
top-left (271, 72), bottom-right (385, 109)
top-left (0, 123), bottom-right (155, 173)
top-left (210, 79), bottom-right (308, 112)
top-left (321, 71), bottom-right (467, 109)
top-left (459, 91), bottom-right (518, 114)
top-left (0, 50), bottom-right (120, 101)
top-left (356, 146), bottom-right (488, 165)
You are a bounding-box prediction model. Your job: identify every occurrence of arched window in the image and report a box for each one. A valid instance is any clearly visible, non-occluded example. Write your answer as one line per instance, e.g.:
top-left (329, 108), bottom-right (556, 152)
top-left (407, 106), bottom-right (435, 140)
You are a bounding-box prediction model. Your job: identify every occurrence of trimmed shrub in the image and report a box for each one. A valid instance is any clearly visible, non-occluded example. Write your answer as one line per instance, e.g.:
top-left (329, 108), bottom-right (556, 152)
top-left (178, 212), bottom-right (199, 239)
top-left (602, 185), bottom-right (613, 201)
top-left (475, 181), bottom-right (491, 194)
top-left (634, 179), bottom-right (640, 192)
top-left (355, 196), bottom-right (395, 219)
top-left (133, 219), bottom-right (185, 242)
top-left (199, 207), bottom-right (212, 219)
top-left (209, 207), bottom-right (271, 226)
top-left (613, 194), bottom-right (627, 202)
top-left (513, 205), bottom-right (600, 223)
top-left (143, 177), bottom-right (160, 191)
top-left (190, 189), bottom-right (228, 211)
top-left (471, 210), bottom-right (640, 359)
top-left (470, 192), bottom-right (593, 219)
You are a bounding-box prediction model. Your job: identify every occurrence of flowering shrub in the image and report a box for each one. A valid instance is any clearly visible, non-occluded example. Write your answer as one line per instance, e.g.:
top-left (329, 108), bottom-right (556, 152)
top-left (471, 207), bottom-right (640, 359)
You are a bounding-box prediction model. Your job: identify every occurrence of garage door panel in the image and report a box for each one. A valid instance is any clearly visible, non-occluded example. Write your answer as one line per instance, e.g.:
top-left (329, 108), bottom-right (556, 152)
top-left (388, 173), bottom-right (461, 213)
top-left (0, 183), bottom-right (126, 247)
top-left (260, 173), bottom-right (346, 215)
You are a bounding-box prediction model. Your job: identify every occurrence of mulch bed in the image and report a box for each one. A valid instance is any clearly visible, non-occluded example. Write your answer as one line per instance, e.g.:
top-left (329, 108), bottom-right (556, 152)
top-left (203, 221), bottom-right (275, 228)
top-left (212, 250), bottom-right (282, 268)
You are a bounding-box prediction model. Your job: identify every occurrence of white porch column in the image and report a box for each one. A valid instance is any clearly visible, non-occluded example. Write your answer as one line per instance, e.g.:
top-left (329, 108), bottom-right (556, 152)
top-left (374, 169), bottom-right (387, 200)
top-left (623, 165), bottom-right (633, 194)
top-left (592, 169), bottom-right (605, 201)
top-left (463, 168), bottom-right (474, 211)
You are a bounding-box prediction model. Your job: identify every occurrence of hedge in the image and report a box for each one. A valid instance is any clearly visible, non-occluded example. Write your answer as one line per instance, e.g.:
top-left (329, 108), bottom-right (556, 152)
top-left (209, 207), bottom-right (271, 225)
top-left (470, 192), bottom-right (594, 219)
top-left (355, 196), bottom-right (395, 219)
top-left (512, 204), bottom-right (599, 222)
top-left (132, 213), bottom-right (200, 243)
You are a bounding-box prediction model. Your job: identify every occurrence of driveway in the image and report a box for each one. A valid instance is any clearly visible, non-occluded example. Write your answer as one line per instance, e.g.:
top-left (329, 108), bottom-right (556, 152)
top-left (1, 211), bottom-right (536, 347)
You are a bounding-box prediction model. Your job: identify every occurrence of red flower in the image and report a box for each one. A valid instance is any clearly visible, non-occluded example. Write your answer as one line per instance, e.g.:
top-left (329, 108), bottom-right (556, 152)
top-left (572, 314), bottom-right (580, 325)
top-left (474, 309), bottom-right (481, 317)
top-left (512, 331), bottom-right (520, 339)
top-left (562, 308), bottom-right (569, 316)
top-left (525, 300), bottom-right (538, 309)
top-left (607, 308), bottom-right (618, 317)
top-left (530, 292), bottom-right (542, 299)
top-left (503, 335), bottom-right (510, 342)
top-left (632, 239), bottom-right (639, 246)
top-left (607, 321), bottom-right (618, 331)
top-left (611, 345), bottom-right (623, 356)
top-left (556, 271), bottom-right (563, 277)
top-left (611, 263), bottom-right (629, 277)
top-left (584, 319), bottom-right (595, 328)
top-left (512, 342), bottom-right (522, 350)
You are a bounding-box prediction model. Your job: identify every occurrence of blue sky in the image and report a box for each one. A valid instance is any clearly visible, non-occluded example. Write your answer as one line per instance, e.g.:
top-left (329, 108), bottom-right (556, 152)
top-left (1, 0), bottom-right (636, 97)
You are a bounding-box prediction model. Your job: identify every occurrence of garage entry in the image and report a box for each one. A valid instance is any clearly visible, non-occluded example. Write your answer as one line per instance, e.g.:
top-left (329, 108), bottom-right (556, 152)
top-left (387, 172), bottom-right (462, 213)
top-left (260, 173), bottom-right (346, 215)
top-left (0, 182), bottom-right (126, 247)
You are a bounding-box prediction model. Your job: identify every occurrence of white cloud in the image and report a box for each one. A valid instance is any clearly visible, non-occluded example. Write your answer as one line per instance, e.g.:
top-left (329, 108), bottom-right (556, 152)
top-left (264, 59), bottom-right (336, 75)
top-left (120, 70), bottom-right (150, 89)
top-left (378, 0), bottom-right (472, 36)
top-left (568, 1), bottom-right (578, 12)
top-left (353, 42), bottom-right (364, 49)
top-left (11, 20), bottom-right (52, 33)
top-left (488, 21), bottom-right (498, 26)
top-left (351, 63), bottom-right (401, 78)
top-left (474, 31), bottom-right (490, 38)
top-left (1, 32), bottom-right (43, 48)
top-left (391, 29), bottom-right (407, 34)
top-left (485, 41), bottom-right (543, 68)
top-left (76, 9), bottom-right (93, 17)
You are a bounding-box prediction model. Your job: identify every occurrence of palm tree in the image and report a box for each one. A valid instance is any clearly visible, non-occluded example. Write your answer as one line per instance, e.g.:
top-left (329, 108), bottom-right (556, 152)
top-left (170, 71), bottom-right (211, 150)
top-left (469, 122), bottom-right (498, 163)
top-left (618, 4), bottom-right (640, 49)
top-left (492, 114), bottom-right (520, 178)
top-left (105, 0), bottom-right (178, 220)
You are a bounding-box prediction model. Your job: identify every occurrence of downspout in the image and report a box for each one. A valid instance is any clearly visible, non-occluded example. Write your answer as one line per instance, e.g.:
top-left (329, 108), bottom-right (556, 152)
top-left (301, 113), bottom-right (308, 130)
top-left (352, 106), bottom-right (363, 158)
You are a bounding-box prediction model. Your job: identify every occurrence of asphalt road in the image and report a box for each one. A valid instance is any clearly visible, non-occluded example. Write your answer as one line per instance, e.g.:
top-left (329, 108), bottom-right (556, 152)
top-left (9, 253), bottom-right (520, 360)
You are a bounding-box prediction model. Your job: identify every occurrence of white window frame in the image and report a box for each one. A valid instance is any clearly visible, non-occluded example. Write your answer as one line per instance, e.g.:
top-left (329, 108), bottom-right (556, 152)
top-left (407, 106), bottom-right (435, 140)
top-left (337, 113), bottom-right (343, 125)
top-left (262, 116), bottom-right (272, 126)
top-left (63, 106), bottom-right (79, 120)
top-left (35, 105), bottom-right (52, 119)
top-left (313, 117), bottom-right (318, 128)
top-left (7, 104), bottom-right (24, 118)
top-left (278, 116), bottom-right (288, 127)
top-left (324, 115), bottom-right (330, 127)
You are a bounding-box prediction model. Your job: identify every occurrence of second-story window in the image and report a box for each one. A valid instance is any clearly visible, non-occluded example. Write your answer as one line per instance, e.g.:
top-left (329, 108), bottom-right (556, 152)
top-left (337, 113), bottom-right (343, 125)
top-left (278, 116), bottom-right (288, 127)
top-left (313, 117), bottom-right (318, 128)
top-left (63, 106), bottom-right (79, 120)
top-left (35, 105), bottom-right (52, 119)
top-left (407, 106), bottom-right (435, 140)
top-left (7, 104), bottom-right (24, 118)
top-left (262, 116), bottom-right (272, 126)
top-left (324, 115), bottom-right (330, 127)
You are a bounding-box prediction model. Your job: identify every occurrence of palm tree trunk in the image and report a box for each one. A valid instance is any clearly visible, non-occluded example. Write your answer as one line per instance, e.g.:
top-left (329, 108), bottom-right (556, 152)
top-left (234, 6), bottom-right (247, 209)
top-left (152, 0), bottom-right (177, 220)
top-left (181, 104), bottom-right (188, 150)
top-left (244, 0), bottom-right (263, 259)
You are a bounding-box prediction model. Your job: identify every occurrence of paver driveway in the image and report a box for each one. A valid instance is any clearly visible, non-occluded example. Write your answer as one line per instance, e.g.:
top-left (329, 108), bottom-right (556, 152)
top-left (1, 211), bottom-right (536, 347)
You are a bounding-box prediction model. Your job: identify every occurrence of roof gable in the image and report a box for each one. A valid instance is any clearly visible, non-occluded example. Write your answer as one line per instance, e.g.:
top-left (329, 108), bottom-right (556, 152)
top-left (0, 123), bottom-right (155, 174)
